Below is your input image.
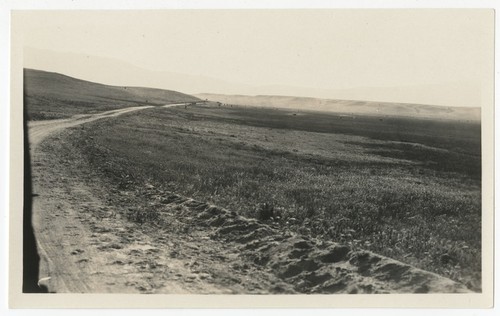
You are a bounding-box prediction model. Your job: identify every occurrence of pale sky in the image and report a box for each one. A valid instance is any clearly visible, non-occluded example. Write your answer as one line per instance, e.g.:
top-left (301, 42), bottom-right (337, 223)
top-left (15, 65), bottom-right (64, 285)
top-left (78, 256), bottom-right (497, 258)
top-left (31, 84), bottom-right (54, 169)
top-left (14, 10), bottom-right (494, 107)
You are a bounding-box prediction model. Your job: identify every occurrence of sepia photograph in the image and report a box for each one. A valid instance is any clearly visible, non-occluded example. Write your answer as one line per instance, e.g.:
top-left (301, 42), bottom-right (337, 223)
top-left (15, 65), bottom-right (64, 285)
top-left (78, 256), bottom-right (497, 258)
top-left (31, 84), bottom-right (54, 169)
top-left (4, 1), bottom-right (495, 310)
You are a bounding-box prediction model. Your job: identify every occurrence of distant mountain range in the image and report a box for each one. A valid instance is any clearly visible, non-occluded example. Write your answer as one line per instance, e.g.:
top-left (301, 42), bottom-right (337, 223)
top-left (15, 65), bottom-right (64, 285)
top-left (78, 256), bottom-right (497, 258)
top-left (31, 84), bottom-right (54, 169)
top-left (196, 93), bottom-right (481, 122)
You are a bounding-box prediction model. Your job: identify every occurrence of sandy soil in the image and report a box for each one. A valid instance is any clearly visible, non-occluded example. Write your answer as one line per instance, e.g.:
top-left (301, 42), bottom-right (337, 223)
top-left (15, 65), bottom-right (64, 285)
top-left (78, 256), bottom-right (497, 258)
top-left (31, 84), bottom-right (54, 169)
top-left (28, 105), bottom-right (471, 294)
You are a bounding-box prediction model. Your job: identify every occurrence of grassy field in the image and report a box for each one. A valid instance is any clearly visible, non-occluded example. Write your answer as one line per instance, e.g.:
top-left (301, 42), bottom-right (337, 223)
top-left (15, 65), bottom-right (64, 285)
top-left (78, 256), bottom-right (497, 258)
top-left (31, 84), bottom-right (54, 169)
top-left (66, 104), bottom-right (481, 290)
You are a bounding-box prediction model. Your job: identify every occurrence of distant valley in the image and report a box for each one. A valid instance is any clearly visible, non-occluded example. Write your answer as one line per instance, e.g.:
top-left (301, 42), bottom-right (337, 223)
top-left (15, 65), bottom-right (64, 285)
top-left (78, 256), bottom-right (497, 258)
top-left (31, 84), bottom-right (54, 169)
top-left (196, 93), bottom-right (481, 122)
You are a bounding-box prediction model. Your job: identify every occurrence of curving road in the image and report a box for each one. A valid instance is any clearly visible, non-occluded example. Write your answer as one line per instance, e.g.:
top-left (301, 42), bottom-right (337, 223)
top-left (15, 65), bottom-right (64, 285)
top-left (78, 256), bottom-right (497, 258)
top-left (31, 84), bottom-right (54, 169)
top-left (28, 104), bottom-right (195, 293)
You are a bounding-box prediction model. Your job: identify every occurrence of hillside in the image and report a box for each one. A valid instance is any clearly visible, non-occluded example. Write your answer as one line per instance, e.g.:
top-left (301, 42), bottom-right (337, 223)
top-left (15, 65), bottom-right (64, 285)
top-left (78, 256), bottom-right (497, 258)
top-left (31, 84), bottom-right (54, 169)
top-left (196, 93), bottom-right (481, 122)
top-left (24, 68), bottom-right (200, 120)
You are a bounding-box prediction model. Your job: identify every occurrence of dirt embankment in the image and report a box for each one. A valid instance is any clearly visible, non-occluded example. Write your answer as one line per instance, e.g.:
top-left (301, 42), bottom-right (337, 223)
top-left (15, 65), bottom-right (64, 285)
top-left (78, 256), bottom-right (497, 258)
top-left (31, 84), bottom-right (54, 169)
top-left (29, 106), bottom-right (471, 294)
top-left (124, 189), bottom-right (471, 294)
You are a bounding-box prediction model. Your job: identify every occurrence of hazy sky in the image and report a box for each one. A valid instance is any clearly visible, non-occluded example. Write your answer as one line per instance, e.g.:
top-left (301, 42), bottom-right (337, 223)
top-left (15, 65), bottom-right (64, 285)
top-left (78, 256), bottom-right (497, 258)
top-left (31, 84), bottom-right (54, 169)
top-left (14, 10), bottom-right (493, 106)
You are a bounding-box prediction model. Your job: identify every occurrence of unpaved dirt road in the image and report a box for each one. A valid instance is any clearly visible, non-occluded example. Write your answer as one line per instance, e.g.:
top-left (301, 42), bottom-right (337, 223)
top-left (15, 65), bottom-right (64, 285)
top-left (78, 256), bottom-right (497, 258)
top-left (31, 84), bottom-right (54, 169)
top-left (30, 104), bottom-right (220, 293)
top-left (29, 106), bottom-right (154, 145)
top-left (28, 105), bottom-right (471, 294)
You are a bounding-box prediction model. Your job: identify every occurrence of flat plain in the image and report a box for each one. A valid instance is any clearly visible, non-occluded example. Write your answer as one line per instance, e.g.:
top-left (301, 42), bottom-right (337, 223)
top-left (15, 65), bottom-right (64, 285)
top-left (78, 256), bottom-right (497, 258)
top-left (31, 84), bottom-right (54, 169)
top-left (59, 103), bottom-right (481, 291)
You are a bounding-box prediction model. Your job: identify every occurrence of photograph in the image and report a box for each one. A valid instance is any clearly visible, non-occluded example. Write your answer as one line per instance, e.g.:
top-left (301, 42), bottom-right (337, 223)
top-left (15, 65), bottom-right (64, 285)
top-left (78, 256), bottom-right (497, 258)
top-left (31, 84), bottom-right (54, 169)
top-left (4, 4), bottom-right (495, 310)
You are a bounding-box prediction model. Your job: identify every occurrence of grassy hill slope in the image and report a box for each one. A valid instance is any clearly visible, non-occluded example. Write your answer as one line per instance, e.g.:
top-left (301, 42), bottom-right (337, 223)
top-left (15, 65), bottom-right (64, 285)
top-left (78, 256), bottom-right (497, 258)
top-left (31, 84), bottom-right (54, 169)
top-left (196, 93), bottom-right (481, 122)
top-left (25, 68), bottom-right (200, 120)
